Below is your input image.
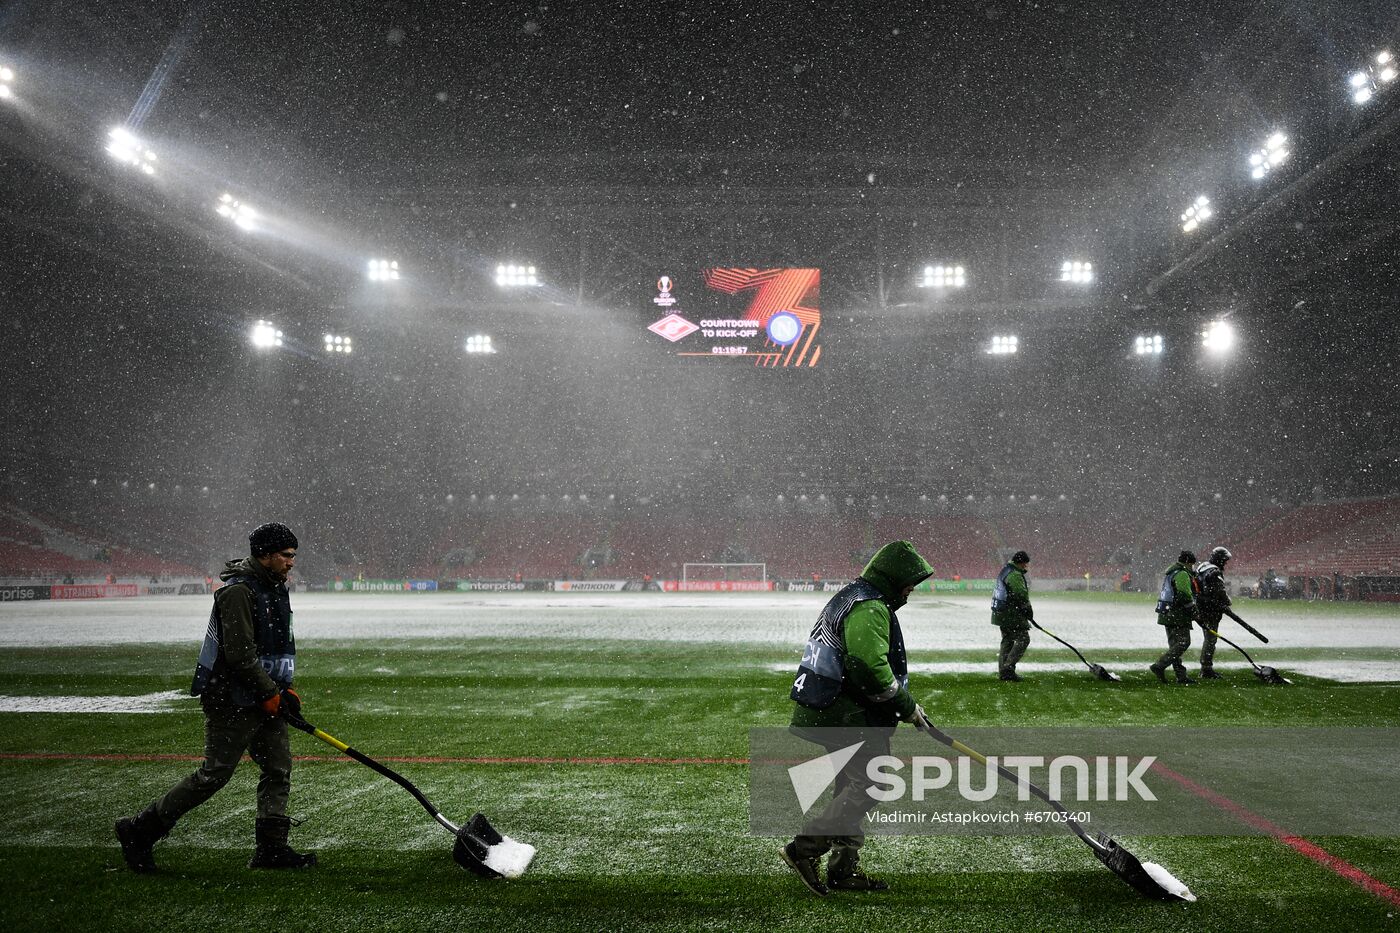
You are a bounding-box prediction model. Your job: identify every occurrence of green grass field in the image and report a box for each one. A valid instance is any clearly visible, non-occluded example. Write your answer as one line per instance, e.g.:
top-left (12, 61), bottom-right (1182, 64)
top-left (2, 596), bottom-right (1399, 931)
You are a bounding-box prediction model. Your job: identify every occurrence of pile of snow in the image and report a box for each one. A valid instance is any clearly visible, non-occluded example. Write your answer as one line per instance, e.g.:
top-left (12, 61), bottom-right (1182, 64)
top-left (1141, 861), bottom-right (1197, 901)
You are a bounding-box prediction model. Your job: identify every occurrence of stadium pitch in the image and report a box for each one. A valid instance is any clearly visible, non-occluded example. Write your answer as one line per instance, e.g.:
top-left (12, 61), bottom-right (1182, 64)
top-left (1, 591), bottom-right (1398, 931)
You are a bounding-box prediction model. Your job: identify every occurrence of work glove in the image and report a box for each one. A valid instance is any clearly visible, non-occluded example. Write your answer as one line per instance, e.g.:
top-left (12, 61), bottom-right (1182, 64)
top-left (278, 687), bottom-right (302, 720)
top-left (258, 688), bottom-right (302, 719)
top-left (902, 704), bottom-right (930, 730)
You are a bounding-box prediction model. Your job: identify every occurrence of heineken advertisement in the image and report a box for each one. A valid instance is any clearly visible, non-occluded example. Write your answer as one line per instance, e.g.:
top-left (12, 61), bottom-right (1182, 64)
top-left (333, 579), bottom-right (439, 592)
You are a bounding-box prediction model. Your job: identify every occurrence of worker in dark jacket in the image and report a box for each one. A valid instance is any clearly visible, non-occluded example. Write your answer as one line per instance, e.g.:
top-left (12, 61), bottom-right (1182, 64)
top-left (1151, 550), bottom-right (1199, 685)
top-left (115, 523), bottom-right (315, 873)
top-left (782, 541), bottom-right (934, 896)
top-left (991, 551), bottom-right (1034, 681)
top-left (1194, 547), bottom-right (1233, 679)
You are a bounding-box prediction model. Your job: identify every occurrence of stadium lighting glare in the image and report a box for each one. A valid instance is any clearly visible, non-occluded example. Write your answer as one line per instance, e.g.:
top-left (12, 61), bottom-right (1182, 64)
top-left (1350, 50), bottom-right (1397, 104)
top-left (322, 334), bottom-right (353, 354)
top-left (1134, 334), bottom-right (1165, 355)
top-left (215, 193), bottom-right (257, 231)
top-left (1059, 260), bottom-right (1093, 284)
top-left (988, 334), bottom-right (1019, 355)
top-left (105, 127), bottom-right (157, 175)
top-left (0, 65), bottom-right (14, 99)
top-left (1248, 132), bottom-right (1289, 179)
top-left (1202, 320), bottom-right (1236, 354)
top-left (250, 319), bottom-right (283, 349)
top-left (1180, 196), bottom-right (1213, 233)
top-left (367, 258), bottom-right (400, 282)
top-left (918, 264), bottom-right (967, 288)
top-left (465, 334), bottom-right (496, 354)
top-left (495, 263), bottom-right (539, 287)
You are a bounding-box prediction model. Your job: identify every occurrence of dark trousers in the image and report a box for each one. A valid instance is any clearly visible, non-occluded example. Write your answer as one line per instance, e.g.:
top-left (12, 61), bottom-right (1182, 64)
top-left (152, 698), bottom-right (292, 828)
top-left (790, 726), bottom-right (894, 860)
top-left (1198, 613), bottom-right (1221, 669)
top-left (997, 622), bottom-right (1031, 674)
top-left (1156, 623), bottom-right (1193, 676)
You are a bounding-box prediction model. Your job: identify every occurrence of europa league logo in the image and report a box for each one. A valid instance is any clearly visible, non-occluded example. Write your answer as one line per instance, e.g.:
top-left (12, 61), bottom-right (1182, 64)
top-left (653, 275), bottom-right (677, 307)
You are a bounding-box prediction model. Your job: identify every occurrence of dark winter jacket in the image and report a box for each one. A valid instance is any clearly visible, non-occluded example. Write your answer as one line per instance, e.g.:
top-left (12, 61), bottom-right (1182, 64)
top-left (191, 557), bottom-right (293, 704)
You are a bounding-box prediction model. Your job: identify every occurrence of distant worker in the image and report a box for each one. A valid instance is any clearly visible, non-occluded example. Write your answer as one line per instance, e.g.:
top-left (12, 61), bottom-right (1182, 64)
top-left (115, 523), bottom-right (315, 873)
top-left (782, 540), bottom-right (935, 896)
top-left (1193, 547), bottom-right (1233, 680)
top-left (991, 551), bottom-right (1034, 682)
top-left (1151, 550), bottom-right (1199, 685)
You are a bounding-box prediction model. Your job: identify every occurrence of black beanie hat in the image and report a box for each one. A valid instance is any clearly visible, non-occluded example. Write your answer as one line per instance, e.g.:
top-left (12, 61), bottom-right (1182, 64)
top-left (1179, 550), bottom-right (1197, 565)
top-left (250, 522), bottom-right (298, 557)
top-left (1011, 551), bottom-right (1030, 565)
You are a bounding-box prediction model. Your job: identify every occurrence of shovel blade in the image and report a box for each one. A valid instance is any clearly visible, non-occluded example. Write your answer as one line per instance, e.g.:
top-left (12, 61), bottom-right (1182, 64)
top-left (452, 812), bottom-right (537, 879)
top-left (1092, 833), bottom-right (1191, 900)
top-left (1257, 666), bottom-right (1292, 685)
top-left (1090, 664), bottom-right (1121, 682)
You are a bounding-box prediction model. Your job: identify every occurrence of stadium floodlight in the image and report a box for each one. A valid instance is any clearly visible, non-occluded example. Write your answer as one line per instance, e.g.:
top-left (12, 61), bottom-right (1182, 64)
top-left (250, 319), bottom-right (283, 349)
top-left (495, 263), bottom-right (539, 287)
top-left (323, 333), bottom-right (353, 354)
top-left (918, 264), bottom-right (967, 288)
top-left (465, 334), bottom-right (496, 354)
top-left (1202, 319), bottom-right (1235, 354)
top-left (1134, 334), bottom-right (1165, 355)
top-left (988, 334), bottom-right (1019, 355)
top-left (215, 193), bottom-right (257, 231)
top-left (0, 65), bottom-right (14, 99)
top-left (1350, 50), bottom-right (1397, 105)
top-left (1059, 260), bottom-right (1093, 284)
top-left (367, 258), bottom-right (400, 282)
top-left (105, 126), bottom-right (157, 175)
top-left (1248, 132), bottom-right (1289, 179)
top-left (1180, 196), bottom-right (1213, 233)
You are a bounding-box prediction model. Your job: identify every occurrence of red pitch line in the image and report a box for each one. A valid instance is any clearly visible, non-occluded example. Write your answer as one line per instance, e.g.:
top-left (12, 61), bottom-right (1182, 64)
top-left (0, 751), bottom-right (747, 766)
top-left (1150, 760), bottom-right (1400, 908)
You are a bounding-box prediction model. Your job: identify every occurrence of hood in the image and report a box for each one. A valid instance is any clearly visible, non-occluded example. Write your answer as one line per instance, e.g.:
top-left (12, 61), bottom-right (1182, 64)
top-left (860, 541), bottom-right (935, 607)
top-left (220, 556), bottom-right (279, 584)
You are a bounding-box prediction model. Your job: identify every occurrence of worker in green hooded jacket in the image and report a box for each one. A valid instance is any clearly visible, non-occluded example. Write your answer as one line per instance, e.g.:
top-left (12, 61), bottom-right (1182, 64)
top-left (781, 540), bottom-right (934, 897)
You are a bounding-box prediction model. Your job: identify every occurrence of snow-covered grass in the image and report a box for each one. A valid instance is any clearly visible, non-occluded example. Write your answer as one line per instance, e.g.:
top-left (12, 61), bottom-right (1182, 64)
top-left (0, 593), bottom-right (1398, 930)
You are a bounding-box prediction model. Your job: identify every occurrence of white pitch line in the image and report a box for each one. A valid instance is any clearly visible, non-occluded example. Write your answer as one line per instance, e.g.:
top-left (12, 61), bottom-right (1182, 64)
top-left (0, 690), bottom-right (189, 713)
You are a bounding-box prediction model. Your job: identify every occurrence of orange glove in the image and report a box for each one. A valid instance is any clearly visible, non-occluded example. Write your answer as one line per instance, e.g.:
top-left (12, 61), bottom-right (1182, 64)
top-left (259, 693), bottom-right (281, 716)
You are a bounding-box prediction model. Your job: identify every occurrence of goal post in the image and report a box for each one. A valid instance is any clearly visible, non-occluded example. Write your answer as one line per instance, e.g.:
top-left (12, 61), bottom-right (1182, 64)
top-left (681, 562), bottom-right (768, 584)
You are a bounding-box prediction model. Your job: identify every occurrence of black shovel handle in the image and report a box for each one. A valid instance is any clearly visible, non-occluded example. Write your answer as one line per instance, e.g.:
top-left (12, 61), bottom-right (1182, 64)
top-left (917, 721), bottom-right (1098, 850)
top-left (1223, 608), bottom-right (1269, 643)
top-left (285, 712), bottom-right (449, 826)
top-left (1030, 620), bottom-right (1094, 672)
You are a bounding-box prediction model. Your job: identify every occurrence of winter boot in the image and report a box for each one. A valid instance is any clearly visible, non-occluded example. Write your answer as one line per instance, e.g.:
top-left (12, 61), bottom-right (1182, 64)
top-left (1175, 672), bottom-right (1198, 685)
top-left (827, 846), bottom-right (889, 892)
top-left (998, 670), bottom-right (1023, 682)
top-left (114, 804), bottom-right (170, 873)
top-left (248, 816), bottom-right (317, 869)
top-left (1200, 666), bottom-right (1223, 680)
top-left (780, 842), bottom-right (828, 896)
top-left (1150, 663), bottom-right (1167, 683)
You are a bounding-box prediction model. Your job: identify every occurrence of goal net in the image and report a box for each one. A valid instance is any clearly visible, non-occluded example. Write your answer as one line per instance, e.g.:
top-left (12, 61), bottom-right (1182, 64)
top-left (680, 563), bottom-right (770, 591)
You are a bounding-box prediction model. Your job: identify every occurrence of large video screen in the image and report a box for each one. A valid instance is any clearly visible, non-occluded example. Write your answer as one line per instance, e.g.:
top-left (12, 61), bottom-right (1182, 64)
top-left (643, 268), bottom-right (821, 367)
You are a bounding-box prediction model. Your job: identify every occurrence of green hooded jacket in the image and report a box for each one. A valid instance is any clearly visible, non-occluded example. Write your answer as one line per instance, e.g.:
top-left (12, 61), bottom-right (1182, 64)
top-left (1157, 562), bottom-right (1198, 628)
top-left (791, 541), bottom-right (934, 728)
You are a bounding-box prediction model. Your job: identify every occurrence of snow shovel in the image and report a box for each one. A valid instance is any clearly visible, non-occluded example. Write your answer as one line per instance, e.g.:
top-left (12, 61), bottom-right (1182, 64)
top-left (1030, 620), bottom-right (1121, 681)
top-left (1202, 625), bottom-right (1291, 685)
top-left (917, 720), bottom-right (1194, 901)
top-left (285, 712), bottom-right (536, 878)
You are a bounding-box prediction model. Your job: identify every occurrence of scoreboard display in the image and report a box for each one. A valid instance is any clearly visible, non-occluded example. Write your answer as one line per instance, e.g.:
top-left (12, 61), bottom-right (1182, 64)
top-left (644, 267), bottom-right (821, 367)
